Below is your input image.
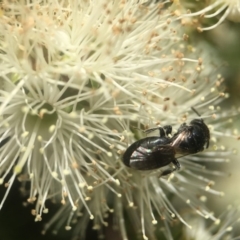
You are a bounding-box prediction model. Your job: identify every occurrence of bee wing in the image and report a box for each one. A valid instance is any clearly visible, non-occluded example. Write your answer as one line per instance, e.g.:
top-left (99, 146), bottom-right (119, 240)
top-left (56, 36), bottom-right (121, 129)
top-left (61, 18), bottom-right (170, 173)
top-left (129, 144), bottom-right (175, 170)
top-left (130, 144), bottom-right (174, 160)
top-left (151, 144), bottom-right (175, 157)
top-left (129, 146), bottom-right (152, 160)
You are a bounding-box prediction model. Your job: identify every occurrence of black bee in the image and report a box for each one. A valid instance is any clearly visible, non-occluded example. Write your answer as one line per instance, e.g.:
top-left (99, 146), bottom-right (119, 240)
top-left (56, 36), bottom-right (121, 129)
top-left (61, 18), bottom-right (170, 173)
top-left (122, 107), bottom-right (210, 175)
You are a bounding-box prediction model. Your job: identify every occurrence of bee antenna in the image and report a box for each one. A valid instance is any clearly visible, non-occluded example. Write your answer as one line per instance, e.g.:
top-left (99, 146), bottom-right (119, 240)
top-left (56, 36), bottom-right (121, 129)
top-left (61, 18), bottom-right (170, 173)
top-left (191, 107), bottom-right (201, 118)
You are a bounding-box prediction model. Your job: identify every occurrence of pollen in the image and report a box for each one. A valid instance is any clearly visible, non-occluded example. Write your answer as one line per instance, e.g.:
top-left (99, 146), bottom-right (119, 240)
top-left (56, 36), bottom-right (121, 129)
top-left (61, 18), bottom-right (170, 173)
top-left (14, 165), bottom-right (22, 174)
top-left (51, 172), bottom-right (58, 178)
top-left (49, 125), bottom-right (56, 133)
top-left (65, 226), bottom-right (71, 231)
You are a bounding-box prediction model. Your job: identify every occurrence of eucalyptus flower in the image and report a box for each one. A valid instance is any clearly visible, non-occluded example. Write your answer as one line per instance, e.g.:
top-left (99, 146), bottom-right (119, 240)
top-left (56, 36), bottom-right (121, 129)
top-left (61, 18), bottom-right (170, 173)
top-left (178, 0), bottom-right (240, 31)
top-left (0, 0), bottom-right (238, 240)
top-left (183, 205), bottom-right (240, 240)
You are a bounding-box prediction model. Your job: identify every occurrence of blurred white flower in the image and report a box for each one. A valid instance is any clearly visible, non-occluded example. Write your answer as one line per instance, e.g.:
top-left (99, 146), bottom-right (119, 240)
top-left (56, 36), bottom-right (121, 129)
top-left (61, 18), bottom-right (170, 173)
top-left (183, 205), bottom-right (240, 240)
top-left (0, 0), bottom-right (238, 240)
top-left (178, 0), bottom-right (240, 31)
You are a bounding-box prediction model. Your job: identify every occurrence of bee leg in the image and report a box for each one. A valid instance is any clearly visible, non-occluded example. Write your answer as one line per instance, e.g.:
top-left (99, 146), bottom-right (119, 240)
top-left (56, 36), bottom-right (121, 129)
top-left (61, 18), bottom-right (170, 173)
top-left (144, 127), bottom-right (166, 137)
top-left (144, 125), bottom-right (172, 137)
top-left (160, 158), bottom-right (181, 177)
top-left (158, 127), bottom-right (165, 137)
top-left (163, 125), bottom-right (172, 135)
top-left (160, 169), bottom-right (174, 177)
top-left (172, 158), bottom-right (181, 170)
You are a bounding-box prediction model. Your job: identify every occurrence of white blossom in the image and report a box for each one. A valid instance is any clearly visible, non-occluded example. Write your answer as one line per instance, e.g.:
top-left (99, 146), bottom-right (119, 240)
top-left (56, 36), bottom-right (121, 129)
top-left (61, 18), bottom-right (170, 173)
top-left (0, 0), bottom-right (238, 239)
top-left (183, 205), bottom-right (240, 240)
top-left (178, 0), bottom-right (240, 31)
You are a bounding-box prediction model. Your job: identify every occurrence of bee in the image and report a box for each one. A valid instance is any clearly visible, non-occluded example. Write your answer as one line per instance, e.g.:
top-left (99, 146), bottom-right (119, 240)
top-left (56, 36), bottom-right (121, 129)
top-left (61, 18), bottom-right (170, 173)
top-left (122, 107), bottom-right (210, 175)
